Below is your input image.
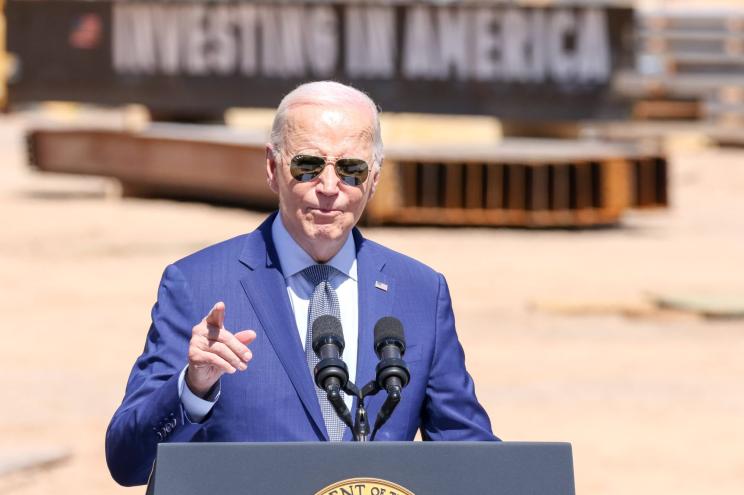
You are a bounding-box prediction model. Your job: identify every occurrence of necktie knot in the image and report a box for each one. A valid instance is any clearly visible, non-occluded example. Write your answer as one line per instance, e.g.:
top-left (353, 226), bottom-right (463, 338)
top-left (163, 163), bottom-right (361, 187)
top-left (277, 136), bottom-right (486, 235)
top-left (301, 264), bottom-right (336, 287)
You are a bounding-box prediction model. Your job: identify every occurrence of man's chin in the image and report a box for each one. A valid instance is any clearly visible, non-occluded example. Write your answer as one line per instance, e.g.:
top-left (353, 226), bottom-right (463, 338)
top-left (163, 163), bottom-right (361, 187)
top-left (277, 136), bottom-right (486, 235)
top-left (303, 216), bottom-right (353, 240)
top-left (307, 223), bottom-right (344, 240)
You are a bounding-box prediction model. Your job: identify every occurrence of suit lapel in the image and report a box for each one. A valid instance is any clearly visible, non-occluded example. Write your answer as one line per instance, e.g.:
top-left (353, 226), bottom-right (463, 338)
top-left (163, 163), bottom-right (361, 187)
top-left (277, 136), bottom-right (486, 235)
top-left (343, 229), bottom-right (395, 441)
top-left (353, 229), bottom-right (395, 401)
top-left (238, 216), bottom-right (327, 439)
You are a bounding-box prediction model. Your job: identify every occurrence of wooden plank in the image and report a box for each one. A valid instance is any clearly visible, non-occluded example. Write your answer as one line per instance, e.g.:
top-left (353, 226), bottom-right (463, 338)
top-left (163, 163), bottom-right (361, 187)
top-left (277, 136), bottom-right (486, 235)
top-left (573, 163), bottom-right (593, 210)
top-left (670, 52), bottom-right (744, 66)
top-left (600, 159), bottom-right (631, 215)
top-left (444, 163), bottom-right (463, 208)
top-left (419, 162), bottom-right (440, 208)
top-left (485, 164), bottom-right (503, 209)
top-left (507, 164), bottom-right (526, 210)
top-left (573, 208), bottom-right (598, 226)
top-left (506, 164), bottom-right (527, 225)
top-left (399, 161), bottom-right (418, 208)
top-left (387, 207), bottom-right (621, 228)
top-left (529, 165), bottom-right (551, 225)
top-left (643, 13), bottom-right (732, 31)
top-left (632, 99), bottom-right (701, 120)
top-left (655, 158), bottom-right (669, 207)
top-left (389, 208), bottom-right (512, 227)
top-left (629, 156), bottom-right (669, 209)
top-left (530, 165), bottom-right (549, 211)
top-left (639, 28), bottom-right (744, 42)
top-left (549, 164), bottom-right (574, 225)
top-left (386, 138), bottom-right (656, 164)
top-left (465, 163), bottom-right (484, 209)
top-left (552, 164), bottom-right (570, 211)
top-left (572, 162), bottom-right (596, 225)
top-left (637, 158), bottom-right (658, 207)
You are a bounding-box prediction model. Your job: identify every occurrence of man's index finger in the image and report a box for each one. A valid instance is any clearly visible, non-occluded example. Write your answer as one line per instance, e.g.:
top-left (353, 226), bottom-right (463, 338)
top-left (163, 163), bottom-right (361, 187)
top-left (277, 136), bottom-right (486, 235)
top-left (206, 301), bottom-right (226, 328)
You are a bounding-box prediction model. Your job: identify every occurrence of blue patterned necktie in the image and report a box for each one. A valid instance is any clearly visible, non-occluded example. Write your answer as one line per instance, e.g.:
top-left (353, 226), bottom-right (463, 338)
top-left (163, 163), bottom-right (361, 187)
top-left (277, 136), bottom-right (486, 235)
top-left (301, 264), bottom-right (346, 442)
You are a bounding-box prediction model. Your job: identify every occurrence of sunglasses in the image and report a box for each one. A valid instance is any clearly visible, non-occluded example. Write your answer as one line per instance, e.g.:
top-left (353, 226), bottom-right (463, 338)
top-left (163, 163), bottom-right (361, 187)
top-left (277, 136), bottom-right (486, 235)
top-left (289, 154), bottom-right (370, 186)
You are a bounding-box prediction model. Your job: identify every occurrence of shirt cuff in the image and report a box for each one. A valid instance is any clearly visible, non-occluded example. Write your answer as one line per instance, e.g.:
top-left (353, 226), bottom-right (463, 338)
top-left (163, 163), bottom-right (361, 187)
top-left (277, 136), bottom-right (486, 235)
top-left (178, 365), bottom-right (220, 423)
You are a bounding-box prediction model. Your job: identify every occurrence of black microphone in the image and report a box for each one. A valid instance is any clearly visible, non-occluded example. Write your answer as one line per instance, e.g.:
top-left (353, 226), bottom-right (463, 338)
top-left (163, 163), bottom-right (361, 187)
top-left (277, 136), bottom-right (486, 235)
top-left (312, 314), bottom-right (349, 391)
top-left (311, 315), bottom-right (353, 430)
top-left (371, 317), bottom-right (410, 440)
top-left (374, 316), bottom-right (410, 393)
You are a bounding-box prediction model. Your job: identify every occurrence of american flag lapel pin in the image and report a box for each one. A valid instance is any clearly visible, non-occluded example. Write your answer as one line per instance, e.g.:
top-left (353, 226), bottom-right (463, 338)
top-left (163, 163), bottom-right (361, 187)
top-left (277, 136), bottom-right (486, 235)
top-left (375, 281), bottom-right (388, 292)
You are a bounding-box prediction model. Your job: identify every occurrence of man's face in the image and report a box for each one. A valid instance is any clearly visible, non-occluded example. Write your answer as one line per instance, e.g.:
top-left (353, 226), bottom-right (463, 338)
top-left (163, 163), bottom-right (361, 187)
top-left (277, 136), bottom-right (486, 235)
top-left (266, 103), bottom-right (380, 262)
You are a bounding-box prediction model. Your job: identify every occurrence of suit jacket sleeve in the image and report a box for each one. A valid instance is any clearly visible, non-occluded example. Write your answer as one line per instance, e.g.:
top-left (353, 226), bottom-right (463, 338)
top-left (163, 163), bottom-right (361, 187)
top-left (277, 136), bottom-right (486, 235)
top-left (420, 274), bottom-right (498, 441)
top-left (105, 264), bottom-right (208, 486)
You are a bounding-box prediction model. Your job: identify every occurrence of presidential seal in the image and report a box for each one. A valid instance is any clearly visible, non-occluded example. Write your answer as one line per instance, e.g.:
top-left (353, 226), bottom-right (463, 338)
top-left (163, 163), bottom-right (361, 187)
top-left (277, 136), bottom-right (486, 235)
top-left (315, 477), bottom-right (415, 495)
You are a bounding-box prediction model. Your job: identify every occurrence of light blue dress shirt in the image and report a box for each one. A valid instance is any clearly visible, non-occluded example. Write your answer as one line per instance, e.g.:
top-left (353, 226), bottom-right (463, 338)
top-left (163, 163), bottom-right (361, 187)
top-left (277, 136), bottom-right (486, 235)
top-left (178, 214), bottom-right (359, 422)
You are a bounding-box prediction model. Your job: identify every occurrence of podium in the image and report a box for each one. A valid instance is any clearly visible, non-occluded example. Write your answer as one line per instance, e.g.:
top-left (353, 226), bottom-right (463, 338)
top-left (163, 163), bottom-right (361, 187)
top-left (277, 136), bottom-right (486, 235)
top-left (146, 442), bottom-right (575, 494)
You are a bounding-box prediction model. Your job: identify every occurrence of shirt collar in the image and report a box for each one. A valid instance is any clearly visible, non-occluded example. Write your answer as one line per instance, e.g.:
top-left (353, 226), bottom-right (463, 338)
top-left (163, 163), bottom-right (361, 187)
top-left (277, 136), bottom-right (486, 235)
top-left (271, 213), bottom-right (357, 281)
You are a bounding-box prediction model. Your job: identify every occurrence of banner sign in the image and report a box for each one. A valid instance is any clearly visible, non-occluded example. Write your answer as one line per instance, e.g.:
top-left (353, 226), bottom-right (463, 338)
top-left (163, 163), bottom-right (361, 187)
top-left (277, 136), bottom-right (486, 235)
top-left (6, 1), bottom-right (634, 120)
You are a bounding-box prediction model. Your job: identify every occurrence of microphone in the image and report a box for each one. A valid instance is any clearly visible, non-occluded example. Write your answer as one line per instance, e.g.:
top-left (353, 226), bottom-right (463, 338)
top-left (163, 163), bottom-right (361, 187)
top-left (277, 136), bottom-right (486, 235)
top-left (374, 316), bottom-right (410, 393)
top-left (371, 317), bottom-right (410, 440)
top-left (311, 315), bottom-right (353, 430)
top-left (312, 314), bottom-right (349, 391)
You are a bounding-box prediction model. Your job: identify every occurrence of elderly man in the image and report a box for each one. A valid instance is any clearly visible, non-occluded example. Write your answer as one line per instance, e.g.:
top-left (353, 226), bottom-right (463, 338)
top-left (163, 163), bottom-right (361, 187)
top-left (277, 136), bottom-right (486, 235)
top-left (106, 81), bottom-right (496, 487)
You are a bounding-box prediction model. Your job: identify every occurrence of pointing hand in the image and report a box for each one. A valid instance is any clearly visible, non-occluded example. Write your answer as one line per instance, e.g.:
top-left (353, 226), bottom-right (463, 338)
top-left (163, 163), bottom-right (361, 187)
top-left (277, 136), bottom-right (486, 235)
top-left (186, 302), bottom-right (256, 398)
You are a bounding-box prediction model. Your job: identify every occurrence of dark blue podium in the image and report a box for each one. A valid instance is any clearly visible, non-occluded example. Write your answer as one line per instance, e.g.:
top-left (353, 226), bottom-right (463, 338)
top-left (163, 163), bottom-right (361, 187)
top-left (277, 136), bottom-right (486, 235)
top-left (146, 442), bottom-right (575, 494)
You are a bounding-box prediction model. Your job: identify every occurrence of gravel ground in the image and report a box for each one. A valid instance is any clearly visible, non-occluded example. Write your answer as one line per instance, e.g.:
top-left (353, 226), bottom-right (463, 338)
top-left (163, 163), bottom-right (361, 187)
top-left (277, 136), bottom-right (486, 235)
top-left (0, 108), bottom-right (742, 495)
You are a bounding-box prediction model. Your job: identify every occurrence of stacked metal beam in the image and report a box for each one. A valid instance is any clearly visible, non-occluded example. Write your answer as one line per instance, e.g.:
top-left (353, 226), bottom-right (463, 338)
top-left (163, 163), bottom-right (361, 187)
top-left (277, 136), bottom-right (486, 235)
top-left (367, 141), bottom-right (666, 227)
top-left (28, 126), bottom-right (665, 228)
top-left (617, 6), bottom-right (744, 125)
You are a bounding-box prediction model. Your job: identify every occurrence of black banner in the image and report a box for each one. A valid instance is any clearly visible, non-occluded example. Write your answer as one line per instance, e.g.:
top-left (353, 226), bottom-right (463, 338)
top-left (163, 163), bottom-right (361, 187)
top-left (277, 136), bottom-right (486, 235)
top-left (6, 1), bottom-right (634, 121)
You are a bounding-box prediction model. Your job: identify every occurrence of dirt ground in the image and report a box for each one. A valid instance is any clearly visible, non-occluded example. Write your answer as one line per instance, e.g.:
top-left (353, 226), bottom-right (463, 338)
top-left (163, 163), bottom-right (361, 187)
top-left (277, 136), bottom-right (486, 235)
top-left (0, 105), bottom-right (743, 495)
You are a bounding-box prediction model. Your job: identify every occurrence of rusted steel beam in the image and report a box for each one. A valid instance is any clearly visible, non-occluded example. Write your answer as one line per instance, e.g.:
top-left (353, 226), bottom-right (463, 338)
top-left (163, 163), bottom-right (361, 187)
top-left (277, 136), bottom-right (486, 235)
top-left (29, 127), bottom-right (275, 208)
top-left (27, 126), bottom-right (667, 227)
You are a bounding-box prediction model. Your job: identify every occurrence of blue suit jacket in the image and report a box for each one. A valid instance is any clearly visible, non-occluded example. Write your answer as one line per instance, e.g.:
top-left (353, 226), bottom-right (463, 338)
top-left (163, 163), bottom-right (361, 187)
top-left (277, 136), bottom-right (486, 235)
top-left (106, 213), bottom-right (496, 486)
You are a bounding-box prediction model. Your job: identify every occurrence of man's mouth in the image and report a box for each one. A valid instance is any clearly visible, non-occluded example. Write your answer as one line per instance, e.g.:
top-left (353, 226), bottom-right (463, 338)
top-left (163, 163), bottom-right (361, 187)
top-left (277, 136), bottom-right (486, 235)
top-left (308, 207), bottom-right (342, 215)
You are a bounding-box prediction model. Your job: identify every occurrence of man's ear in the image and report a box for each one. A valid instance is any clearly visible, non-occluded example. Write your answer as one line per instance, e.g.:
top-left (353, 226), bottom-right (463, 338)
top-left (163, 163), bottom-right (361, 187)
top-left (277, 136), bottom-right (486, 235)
top-left (266, 144), bottom-right (279, 194)
top-left (367, 160), bottom-right (382, 200)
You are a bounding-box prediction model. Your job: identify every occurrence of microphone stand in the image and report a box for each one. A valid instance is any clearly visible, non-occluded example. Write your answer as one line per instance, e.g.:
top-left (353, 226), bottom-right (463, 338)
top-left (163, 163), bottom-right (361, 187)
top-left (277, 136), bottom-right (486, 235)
top-left (339, 378), bottom-right (400, 442)
top-left (318, 376), bottom-right (380, 442)
top-left (315, 356), bottom-right (375, 441)
top-left (320, 348), bottom-right (407, 441)
top-left (340, 381), bottom-right (368, 442)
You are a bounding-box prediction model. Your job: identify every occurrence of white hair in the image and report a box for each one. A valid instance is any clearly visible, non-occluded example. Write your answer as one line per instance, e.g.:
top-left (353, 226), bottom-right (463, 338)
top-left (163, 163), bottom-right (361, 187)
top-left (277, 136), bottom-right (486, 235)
top-left (270, 81), bottom-right (384, 167)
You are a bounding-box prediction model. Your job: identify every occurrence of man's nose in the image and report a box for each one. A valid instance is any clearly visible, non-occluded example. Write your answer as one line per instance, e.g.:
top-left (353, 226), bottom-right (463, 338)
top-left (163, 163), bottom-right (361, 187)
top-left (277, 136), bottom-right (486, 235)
top-left (315, 163), bottom-right (340, 195)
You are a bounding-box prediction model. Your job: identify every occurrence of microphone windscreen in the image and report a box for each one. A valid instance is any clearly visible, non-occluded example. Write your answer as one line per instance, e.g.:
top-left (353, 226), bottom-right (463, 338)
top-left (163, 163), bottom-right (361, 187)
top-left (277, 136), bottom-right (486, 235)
top-left (374, 316), bottom-right (405, 351)
top-left (312, 314), bottom-right (345, 351)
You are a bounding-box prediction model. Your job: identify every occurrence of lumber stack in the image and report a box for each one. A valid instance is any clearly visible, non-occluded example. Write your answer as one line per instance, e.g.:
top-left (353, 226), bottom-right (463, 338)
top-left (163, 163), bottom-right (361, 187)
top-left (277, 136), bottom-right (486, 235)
top-left (618, 7), bottom-right (744, 125)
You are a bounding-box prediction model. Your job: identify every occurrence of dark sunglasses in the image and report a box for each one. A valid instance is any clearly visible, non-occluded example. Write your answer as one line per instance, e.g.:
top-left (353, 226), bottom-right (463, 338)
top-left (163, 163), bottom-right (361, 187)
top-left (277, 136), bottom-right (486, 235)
top-left (289, 154), bottom-right (370, 186)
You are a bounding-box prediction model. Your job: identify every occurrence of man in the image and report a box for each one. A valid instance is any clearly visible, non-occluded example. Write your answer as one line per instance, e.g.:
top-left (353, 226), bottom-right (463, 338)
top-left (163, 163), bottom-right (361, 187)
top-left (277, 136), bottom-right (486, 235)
top-left (106, 81), bottom-right (496, 487)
